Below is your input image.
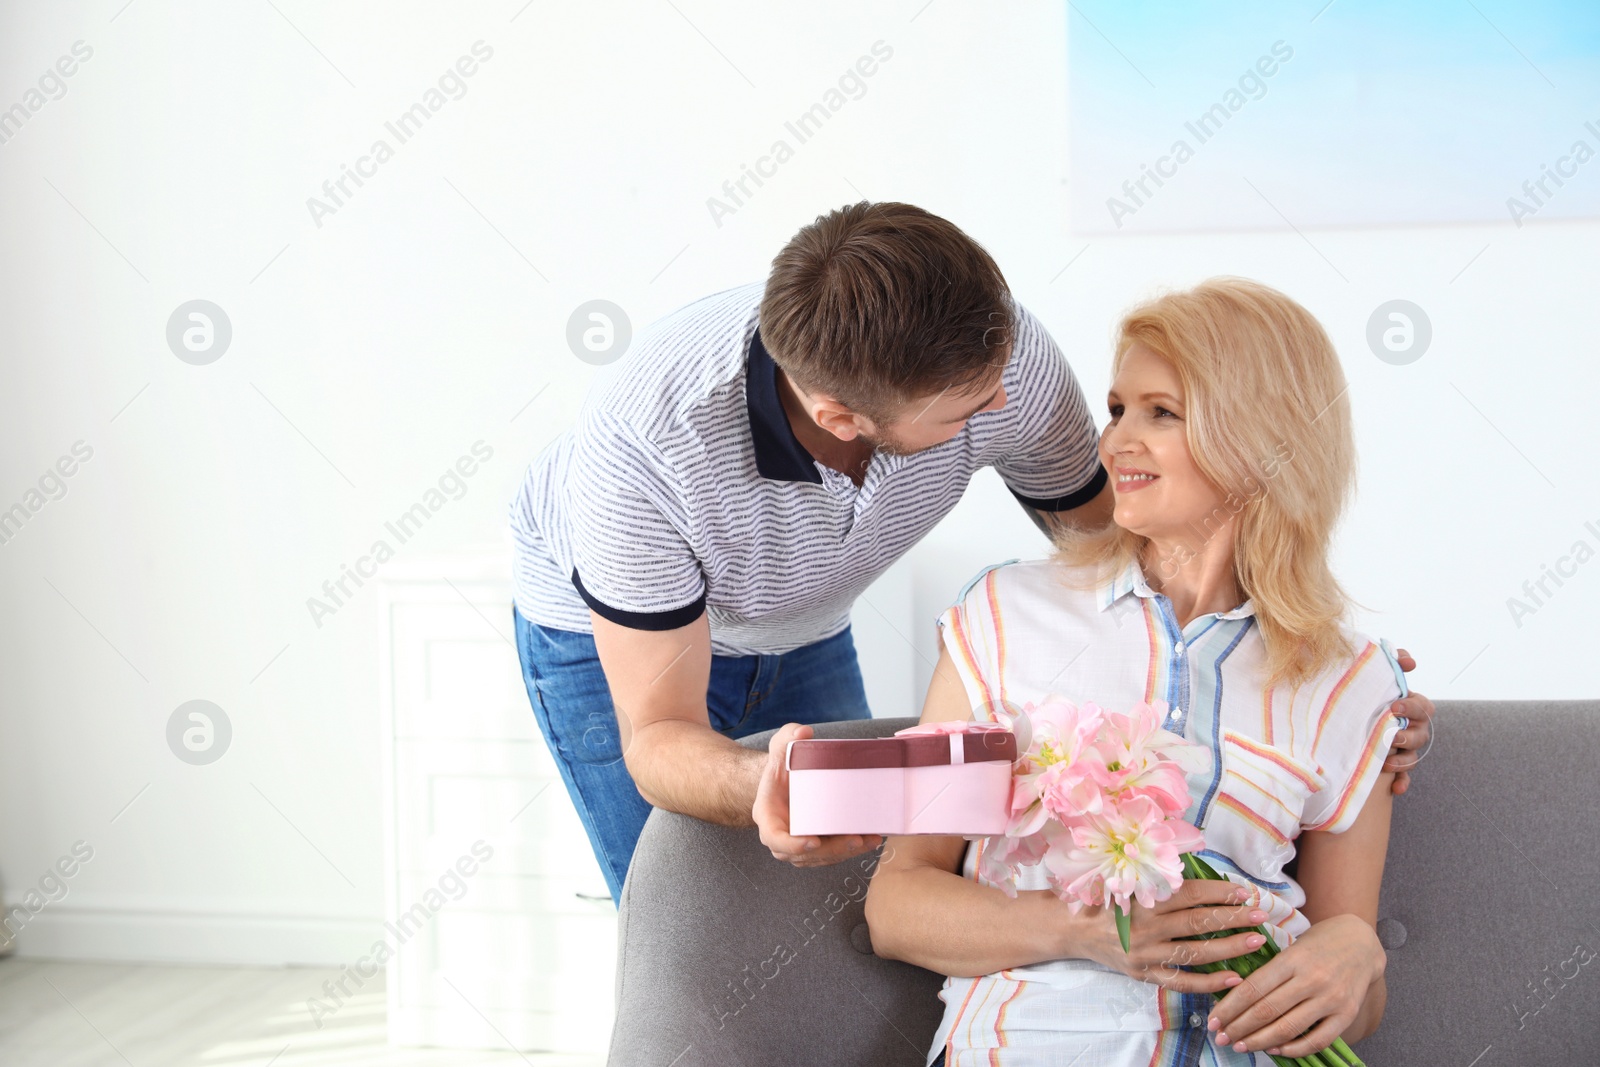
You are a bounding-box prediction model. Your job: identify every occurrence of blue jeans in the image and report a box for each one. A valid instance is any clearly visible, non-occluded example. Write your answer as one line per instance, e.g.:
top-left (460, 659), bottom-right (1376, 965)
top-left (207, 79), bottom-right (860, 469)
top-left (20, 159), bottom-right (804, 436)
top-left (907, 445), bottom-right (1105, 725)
top-left (513, 606), bottom-right (873, 905)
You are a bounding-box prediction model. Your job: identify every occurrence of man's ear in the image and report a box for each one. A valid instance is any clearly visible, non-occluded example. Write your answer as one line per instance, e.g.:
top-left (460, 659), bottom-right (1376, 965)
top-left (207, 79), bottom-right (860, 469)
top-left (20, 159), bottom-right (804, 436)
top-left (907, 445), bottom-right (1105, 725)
top-left (810, 395), bottom-right (876, 443)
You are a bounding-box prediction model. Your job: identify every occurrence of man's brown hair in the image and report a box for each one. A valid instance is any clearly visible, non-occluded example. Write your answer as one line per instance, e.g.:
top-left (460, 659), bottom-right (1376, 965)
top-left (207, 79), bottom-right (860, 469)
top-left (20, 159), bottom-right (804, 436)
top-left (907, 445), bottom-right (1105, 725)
top-left (758, 202), bottom-right (1013, 421)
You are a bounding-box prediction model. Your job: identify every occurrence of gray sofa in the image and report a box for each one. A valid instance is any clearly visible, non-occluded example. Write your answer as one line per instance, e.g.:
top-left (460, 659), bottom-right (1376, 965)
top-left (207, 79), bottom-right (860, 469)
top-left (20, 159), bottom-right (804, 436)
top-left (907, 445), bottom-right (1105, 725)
top-left (608, 700), bottom-right (1599, 1065)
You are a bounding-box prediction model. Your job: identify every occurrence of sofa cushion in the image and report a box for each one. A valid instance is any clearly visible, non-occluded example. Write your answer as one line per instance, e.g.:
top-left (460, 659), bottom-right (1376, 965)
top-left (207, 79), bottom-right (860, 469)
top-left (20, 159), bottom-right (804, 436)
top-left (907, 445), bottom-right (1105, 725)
top-left (1350, 698), bottom-right (1600, 1063)
top-left (608, 701), bottom-right (1600, 1065)
top-left (609, 717), bottom-right (939, 1067)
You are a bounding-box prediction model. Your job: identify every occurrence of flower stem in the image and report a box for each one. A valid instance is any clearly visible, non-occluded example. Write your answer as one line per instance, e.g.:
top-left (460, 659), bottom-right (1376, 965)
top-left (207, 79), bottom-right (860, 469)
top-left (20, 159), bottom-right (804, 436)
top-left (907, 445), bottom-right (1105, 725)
top-left (1328, 1038), bottom-right (1364, 1066)
top-left (1176, 853), bottom-right (1369, 1067)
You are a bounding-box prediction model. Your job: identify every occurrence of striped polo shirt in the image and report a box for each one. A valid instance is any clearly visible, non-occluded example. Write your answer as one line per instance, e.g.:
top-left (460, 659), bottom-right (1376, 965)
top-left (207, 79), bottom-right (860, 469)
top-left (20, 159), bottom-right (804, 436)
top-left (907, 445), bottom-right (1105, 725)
top-left (925, 556), bottom-right (1407, 1066)
top-left (507, 282), bottom-right (1106, 656)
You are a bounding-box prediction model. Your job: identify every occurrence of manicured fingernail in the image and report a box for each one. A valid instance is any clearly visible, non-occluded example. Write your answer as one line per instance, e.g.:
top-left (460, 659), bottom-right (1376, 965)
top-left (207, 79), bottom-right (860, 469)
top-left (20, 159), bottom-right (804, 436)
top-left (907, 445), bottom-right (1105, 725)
top-left (1224, 975), bottom-right (1242, 987)
top-left (1247, 934), bottom-right (1265, 947)
top-left (1268, 1049), bottom-right (1281, 1056)
top-left (1248, 910), bottom-right (1267, 922)
top-left (1234, 1042), bottom-right (1248, 1053)
top-left (1216, 1031), bottom-right (1228, 1043)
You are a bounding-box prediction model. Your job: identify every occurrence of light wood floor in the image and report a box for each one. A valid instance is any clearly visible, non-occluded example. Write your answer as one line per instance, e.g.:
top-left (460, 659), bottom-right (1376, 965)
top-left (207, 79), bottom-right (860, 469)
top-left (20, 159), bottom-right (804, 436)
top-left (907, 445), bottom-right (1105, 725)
top-left (0, 958), bottom-right (605, 1067)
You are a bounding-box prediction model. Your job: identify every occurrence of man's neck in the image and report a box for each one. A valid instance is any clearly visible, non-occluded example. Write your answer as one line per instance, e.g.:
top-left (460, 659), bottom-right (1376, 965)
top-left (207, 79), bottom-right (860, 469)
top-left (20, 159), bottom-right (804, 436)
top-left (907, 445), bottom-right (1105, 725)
top-left (773, 366), bottom-right (873, 479)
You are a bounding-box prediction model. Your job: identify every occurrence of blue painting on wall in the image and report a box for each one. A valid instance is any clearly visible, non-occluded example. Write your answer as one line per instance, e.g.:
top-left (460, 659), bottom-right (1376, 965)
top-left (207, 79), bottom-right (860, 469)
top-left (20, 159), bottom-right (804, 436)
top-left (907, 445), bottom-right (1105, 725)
top-left (1068, 0), bottom-right (1600, 233)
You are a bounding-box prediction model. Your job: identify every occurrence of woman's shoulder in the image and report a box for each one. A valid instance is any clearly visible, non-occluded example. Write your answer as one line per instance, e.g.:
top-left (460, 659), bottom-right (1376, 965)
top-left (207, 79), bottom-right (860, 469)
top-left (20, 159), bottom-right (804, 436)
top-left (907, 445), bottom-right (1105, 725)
top-left (1281, 626), bottom-right (1409, 833)
top-left (1271, 625), bottom-right (1408, 766)
top-left (947, 559), bottom-right (1100, 591)
top-left (947, 556), bottom-right (1106, 609)
top-left (935, 557), bottom-right (1115, 712)
top-left (1315, 626), bottom-right (1409, 703)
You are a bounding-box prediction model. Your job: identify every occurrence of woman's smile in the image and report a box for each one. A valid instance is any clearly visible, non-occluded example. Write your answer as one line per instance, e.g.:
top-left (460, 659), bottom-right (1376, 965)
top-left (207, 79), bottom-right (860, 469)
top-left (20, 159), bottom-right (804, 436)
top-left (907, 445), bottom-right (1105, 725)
top-left (1115, 466), bottom-right (1160, 493)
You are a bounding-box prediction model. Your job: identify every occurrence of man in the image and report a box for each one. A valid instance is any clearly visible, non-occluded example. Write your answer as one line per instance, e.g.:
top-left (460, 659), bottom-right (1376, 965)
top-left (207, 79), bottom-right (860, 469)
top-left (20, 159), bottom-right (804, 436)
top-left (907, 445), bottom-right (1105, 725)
top-left (508, 202), bottom-right (1435, 905)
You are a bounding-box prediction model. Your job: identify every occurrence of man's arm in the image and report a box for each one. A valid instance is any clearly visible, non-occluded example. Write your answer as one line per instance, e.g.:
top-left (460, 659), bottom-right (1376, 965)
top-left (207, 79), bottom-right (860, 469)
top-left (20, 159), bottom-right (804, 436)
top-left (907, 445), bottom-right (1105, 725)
top-left (590, 610), bottom-right (881, 864)
top-left (588, 610), bottom-right (757, 824)
top-left (1020, 467), bottom-right (1115, 540)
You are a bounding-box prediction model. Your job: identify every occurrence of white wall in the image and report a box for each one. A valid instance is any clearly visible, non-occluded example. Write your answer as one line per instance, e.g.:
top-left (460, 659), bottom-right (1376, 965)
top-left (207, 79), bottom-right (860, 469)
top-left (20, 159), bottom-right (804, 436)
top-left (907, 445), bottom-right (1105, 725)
top-left (0, 0), bottom-right (1593, 966)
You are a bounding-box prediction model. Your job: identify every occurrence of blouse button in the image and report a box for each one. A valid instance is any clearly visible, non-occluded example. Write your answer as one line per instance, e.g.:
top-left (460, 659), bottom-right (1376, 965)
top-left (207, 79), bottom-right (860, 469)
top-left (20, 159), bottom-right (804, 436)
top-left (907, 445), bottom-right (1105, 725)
top-left (1175, 641), bottom-right (1186, 654)
top-left (1188, 1012), bottom-right (1205, 1027)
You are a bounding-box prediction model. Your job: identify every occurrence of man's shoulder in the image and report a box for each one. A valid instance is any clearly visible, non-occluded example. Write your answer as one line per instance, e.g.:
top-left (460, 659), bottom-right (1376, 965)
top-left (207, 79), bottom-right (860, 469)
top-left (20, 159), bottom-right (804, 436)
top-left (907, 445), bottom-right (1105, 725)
top-left (580, 282), bottom-right (763, 441)
top-left (648, 281), bottom-right (764, 340)
top-left (614, 282), bottom-right (762, 388)
top-left (1006, 300), bottom-right (1063, 367)
top-left (948, 302), bottom-right (1044, 444)
top-left (990, 299), bottom-right (1079, 426)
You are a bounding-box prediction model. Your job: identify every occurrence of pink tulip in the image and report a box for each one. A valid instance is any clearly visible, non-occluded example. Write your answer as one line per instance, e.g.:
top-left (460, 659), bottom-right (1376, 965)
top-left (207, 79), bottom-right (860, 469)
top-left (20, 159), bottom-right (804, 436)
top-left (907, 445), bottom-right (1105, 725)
top-left (1044, 794), bottom-right (1205, 912)
top-left (1005, 699), bottom-right (1108, 838)
top-left (972, 696), bottom-right (1208, 915)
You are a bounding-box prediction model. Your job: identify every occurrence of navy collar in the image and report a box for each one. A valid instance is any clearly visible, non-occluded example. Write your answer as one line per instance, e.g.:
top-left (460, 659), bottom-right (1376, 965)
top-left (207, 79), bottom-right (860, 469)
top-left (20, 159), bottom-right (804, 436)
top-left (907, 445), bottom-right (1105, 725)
top-left (746, 327), bottom-right (824, 484)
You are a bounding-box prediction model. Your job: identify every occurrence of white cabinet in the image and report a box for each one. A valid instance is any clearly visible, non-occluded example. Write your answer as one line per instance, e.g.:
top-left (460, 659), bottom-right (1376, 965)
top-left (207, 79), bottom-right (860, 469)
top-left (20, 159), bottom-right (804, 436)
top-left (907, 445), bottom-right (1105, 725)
top-left (378, 546), bottom-right (615, 1055)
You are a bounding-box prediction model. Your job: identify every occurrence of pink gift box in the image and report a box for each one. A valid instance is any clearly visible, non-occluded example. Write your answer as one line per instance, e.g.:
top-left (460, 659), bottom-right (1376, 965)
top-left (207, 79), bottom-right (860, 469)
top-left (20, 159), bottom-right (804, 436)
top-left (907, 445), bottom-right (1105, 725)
top-left (786, 722), bottom-right (1016, 836)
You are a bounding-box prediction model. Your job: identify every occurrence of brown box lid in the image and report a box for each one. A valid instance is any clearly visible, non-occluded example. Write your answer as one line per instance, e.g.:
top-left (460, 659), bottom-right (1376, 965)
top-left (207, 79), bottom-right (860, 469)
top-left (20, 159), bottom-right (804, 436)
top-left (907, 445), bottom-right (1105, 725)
top-left (788, 730), bottom-right (1016, 770)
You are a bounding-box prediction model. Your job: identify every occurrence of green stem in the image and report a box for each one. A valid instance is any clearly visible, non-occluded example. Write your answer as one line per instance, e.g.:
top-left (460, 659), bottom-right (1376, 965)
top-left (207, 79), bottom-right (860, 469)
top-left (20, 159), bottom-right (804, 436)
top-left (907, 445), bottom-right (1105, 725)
top-left (1177, 854), bottom-right (1369, 1067)
top-left (1330, 1037), bottom-right (1364, 1066)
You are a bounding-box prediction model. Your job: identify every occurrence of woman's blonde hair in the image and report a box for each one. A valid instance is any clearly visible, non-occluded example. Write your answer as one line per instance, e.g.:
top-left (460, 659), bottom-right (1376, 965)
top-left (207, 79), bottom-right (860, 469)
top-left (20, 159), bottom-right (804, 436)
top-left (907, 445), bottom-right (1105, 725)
top-left (1051, 277), bottom-right (1359, 690)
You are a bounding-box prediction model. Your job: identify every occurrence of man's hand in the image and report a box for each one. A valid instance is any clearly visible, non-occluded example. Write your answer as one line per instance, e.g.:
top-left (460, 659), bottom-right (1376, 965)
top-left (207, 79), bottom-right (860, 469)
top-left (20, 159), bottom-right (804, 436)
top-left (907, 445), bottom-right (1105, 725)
top-left (753, 723), bottom-right (883, 867)
top-left (1385, 647), bottom-right (1435, 796)
top-left (1206, 913), bottom-right (1385, 1058)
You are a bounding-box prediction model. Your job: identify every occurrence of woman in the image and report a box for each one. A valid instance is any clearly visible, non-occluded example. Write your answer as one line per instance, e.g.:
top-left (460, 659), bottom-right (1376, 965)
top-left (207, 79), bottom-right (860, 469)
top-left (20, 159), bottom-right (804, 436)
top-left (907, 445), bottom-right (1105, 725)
top-left (864, 278), bottom-right (1406, 1065)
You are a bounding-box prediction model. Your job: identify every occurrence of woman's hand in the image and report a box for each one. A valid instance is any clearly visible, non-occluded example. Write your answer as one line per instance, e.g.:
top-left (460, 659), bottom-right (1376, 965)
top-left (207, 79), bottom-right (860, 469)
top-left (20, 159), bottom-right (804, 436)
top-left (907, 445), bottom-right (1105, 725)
top-left (1206, 913), bottom-right (1385, 1057)
top-left (1074, 878), bottom-right (1271, 995)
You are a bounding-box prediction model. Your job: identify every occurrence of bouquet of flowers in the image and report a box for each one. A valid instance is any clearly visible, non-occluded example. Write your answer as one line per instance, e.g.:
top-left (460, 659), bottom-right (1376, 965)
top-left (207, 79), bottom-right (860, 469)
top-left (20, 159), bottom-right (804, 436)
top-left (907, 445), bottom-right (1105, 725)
top-left (974, 697), bottom-right (1369, 1067)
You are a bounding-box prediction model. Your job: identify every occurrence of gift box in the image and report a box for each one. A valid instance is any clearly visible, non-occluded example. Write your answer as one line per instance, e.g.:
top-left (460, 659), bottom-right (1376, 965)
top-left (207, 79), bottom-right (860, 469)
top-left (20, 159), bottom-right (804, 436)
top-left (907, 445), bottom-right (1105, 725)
top-left (786, 721), bottom-right (1016, 836)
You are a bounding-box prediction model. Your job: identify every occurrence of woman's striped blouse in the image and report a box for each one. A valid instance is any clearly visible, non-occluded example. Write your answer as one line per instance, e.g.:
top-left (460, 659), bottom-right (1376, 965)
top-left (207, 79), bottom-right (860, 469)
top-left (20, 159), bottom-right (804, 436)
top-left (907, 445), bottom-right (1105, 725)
top-left (923, 555), bottom-right (1407, 1067)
